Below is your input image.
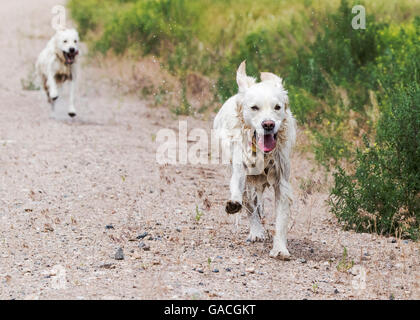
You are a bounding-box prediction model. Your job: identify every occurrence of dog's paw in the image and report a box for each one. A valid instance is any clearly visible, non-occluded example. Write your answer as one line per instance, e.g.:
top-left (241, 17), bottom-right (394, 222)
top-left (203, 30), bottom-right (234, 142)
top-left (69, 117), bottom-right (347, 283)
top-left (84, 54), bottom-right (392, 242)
top-left (68, 112), bottom-right (76, 118)
top-left (246, 224), bottom-right (266, 242)
top-left (247, 229), bottom-right (266, 242)
top-left (269, 247), bottom-right (291, 260)
top-left (225, 200), bottom-right (242, 214)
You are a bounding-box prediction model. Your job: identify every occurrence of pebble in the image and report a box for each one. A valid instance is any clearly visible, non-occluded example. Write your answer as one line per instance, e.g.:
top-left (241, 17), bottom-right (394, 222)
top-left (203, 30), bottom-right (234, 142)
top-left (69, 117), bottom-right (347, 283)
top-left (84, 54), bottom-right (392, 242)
top-left (245, 267), bottom-right (255, 273)
top-left (225, 268), bottom-right (232, 272)
top-left (138, 242), bottom-right (150, 251)
top-left (105, 225), bottom-right (114, 230)
top-left (298, 258), bottom-right (307, 264)
top-left (131, 251), bottom-right (141, 259)
top-left (334, 289), bottom-right (339, 294)
top-left (137, 232), bottom-right (148, 240)
top-left (114, 248), bottom-right (124, 260)
top-left (240, 272), bottom-right (246, 276)
top-left (197, 269), bottom-right (204, 274)
top-left (348, 266), bottom-right (359, 276)
top-left (391, 239), bottom-right (397, 243)
top-left (184, 288), bottom-right (201, 297)
top-left (212, 269), bottom-right (219, 273)
top-left (176, 228), bottom-right (181, 232)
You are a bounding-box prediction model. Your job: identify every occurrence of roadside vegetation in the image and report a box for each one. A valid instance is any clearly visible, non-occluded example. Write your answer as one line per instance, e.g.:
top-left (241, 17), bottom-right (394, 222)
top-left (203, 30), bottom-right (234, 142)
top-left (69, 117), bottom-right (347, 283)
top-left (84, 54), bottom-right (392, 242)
top-left (68, 0), bottom-right (420, 239)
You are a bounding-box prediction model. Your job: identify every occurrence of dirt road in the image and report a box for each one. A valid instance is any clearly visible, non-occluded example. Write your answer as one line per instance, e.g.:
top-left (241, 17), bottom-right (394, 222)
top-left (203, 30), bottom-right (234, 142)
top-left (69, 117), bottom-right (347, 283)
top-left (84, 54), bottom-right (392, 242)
top-left (0, 0), bottom-right (418, 300)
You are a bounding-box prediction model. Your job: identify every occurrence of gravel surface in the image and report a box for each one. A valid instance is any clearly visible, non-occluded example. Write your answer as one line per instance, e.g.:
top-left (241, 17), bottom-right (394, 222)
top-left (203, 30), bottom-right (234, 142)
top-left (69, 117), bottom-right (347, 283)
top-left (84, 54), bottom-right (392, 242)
top-left (0, 0), bottom-right (418, 300)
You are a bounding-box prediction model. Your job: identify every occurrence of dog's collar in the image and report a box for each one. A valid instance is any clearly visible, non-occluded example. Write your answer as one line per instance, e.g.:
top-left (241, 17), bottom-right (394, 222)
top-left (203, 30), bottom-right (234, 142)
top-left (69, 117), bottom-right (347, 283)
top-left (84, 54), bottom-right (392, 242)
top-left (250, 135), bottom-right (257, 153)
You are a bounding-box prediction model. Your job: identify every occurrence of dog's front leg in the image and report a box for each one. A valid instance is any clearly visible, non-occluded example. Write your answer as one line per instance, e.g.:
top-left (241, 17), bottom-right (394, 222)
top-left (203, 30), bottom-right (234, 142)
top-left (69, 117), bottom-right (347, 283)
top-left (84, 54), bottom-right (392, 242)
top-left (46, 70), bottom-right (58, 105)
top-left (68, 68), bottom-right (77, 117)
top-left (226, 142), bottom-right (245, 214)
top-left (245, 186), bottom-right (266, 242)
top-left (270, 180), bottom-right (292, 260)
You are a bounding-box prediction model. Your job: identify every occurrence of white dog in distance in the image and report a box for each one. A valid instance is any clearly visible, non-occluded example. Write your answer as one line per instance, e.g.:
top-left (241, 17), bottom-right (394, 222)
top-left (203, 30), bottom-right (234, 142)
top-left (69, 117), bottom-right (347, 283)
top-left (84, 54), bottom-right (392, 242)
top-left (213, 61), bottom-right (296, 259)
top-left (36, 28), bottom-right (80, 117)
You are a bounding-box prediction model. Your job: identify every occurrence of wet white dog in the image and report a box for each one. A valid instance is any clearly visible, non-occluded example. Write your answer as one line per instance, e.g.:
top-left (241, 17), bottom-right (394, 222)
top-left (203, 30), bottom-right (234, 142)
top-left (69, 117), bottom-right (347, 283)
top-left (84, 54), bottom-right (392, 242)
top-left (36, 28), bottom-right (80, 117)
top-left (213, 61), bottom-right (296, 259)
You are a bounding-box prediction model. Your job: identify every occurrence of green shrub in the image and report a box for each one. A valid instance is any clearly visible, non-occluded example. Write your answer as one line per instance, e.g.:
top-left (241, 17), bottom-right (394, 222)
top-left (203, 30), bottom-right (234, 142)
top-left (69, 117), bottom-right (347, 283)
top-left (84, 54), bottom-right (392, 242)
top-left (287, 86), bottom-right (320, 124)
top-left (67, 0), bottom-right (97, 37)
top-left (330, 17), bottom-right (420, 239)
top-left (288, 0), bottom-right (386, 106)
top-left (94, 0), bottom-right (198, 55)
top-left (331, 83), bottom-right (420, 240)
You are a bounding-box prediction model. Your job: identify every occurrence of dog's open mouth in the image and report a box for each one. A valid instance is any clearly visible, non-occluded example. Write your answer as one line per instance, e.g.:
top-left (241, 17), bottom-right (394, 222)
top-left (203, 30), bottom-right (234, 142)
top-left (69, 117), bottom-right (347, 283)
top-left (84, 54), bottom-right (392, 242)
top-left (63, 51), bottom-right (78, 65)
top-left (253, 132), bottom-right (278, 153)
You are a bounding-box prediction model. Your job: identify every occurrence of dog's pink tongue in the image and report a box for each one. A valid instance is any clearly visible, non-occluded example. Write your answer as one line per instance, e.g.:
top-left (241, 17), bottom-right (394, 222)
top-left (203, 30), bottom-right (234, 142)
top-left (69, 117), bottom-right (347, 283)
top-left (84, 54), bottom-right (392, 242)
top-left (257, 134), bottom-right (276, 152)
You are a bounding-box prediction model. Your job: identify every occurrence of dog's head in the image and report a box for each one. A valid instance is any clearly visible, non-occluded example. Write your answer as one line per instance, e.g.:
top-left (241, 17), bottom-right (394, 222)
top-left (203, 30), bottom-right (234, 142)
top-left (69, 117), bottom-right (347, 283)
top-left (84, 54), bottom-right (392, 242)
top-left (236, 61), bottom-right (290, 154)
top-left (54, 28), bottom-right (79, 65)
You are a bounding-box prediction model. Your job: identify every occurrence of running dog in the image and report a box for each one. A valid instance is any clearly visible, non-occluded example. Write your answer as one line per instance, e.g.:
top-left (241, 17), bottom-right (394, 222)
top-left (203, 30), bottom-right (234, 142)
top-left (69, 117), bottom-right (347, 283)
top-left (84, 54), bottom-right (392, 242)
top-left (213, 61), bottom-right (296, 259)
top-left (36, 28), bottom-right (80, 117)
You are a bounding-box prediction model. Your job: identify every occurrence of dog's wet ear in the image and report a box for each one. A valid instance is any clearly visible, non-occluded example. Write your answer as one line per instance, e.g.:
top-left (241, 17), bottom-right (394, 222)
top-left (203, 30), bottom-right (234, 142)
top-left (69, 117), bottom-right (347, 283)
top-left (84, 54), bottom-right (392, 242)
top-left (237, 61), bottom-right (255, 93)
top-left (260, 72), bottom-right (283, 87)
top-left (285, 97), bottom-right (290, 109)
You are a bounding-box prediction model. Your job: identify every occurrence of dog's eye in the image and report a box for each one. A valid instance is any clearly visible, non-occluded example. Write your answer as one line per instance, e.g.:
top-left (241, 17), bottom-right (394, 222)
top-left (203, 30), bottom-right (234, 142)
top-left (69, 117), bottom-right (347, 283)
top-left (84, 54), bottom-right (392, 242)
top-left (63, 40), bottom-right (67, 43)
top-left (74, 40), bottom-right (77, 43)
top-left (251, 106), bottom-right (259, 111)
top-left (274, 105), bottom-right (281, 111)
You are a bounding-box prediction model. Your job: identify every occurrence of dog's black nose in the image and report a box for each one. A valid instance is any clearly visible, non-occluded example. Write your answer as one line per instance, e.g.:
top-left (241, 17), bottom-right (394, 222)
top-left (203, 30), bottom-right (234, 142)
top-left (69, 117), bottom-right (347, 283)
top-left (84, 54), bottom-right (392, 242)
top-left (69, 47), bottom-right (75, 53)
top-left (262, 120), bottom-right (275, 131)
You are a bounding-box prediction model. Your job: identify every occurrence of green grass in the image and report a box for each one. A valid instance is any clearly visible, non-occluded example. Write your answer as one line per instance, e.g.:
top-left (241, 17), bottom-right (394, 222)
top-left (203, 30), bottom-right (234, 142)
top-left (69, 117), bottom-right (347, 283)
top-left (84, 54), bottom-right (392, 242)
top-left (336, 247), bottom-right (354, 272)
top-left (194, 205), bottom-right (203, 222)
